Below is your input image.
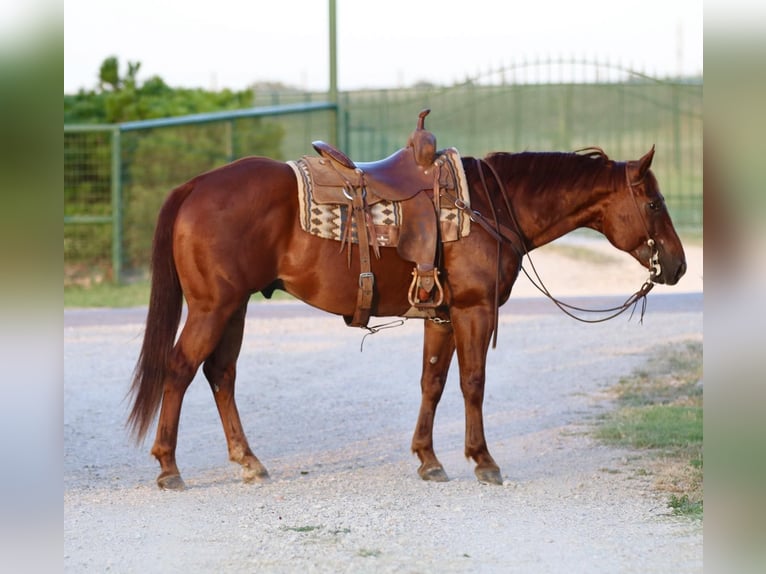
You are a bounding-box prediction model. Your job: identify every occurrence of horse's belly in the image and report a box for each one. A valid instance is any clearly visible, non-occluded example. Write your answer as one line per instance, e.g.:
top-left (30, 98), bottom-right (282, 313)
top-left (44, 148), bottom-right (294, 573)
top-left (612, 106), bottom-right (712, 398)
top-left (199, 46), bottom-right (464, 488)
top-left (278, 238), bottom-right (414, 318)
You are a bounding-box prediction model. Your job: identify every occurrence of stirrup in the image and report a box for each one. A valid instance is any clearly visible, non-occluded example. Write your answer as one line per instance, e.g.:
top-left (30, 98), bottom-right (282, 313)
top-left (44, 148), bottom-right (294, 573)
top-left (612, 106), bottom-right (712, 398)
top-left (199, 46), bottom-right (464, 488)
top-left (407, 265), bottom-right (444, 308)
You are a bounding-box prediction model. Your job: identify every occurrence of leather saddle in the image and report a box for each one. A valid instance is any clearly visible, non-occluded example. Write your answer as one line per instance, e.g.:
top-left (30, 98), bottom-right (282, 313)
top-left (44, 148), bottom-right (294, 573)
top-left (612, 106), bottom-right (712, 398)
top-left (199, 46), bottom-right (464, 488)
top-left (311, 144), bottom-right (434, 202)
top-left (306, 109), bottom-right (446, 327)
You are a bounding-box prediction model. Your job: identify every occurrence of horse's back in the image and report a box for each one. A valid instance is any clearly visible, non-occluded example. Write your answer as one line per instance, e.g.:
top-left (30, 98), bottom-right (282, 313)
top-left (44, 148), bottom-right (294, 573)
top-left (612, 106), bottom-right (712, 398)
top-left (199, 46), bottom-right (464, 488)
top-left (178, 156), bottom-right (296, 214)
top-left (174, 156), bottom-right (297, 233)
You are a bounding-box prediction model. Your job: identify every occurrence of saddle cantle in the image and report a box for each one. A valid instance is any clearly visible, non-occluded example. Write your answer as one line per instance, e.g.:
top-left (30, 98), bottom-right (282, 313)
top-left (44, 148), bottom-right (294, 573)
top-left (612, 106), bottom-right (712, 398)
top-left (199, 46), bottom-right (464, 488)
top-left (289, 110), bottom-right (471, 327)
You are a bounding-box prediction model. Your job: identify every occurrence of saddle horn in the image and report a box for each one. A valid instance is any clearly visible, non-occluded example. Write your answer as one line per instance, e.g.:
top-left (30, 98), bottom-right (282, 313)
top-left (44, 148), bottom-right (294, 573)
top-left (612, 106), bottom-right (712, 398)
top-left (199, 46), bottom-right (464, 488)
top-left (417, 108), bottom-right (430, 130)
top-left (408, 109), bottom-right (437, 167)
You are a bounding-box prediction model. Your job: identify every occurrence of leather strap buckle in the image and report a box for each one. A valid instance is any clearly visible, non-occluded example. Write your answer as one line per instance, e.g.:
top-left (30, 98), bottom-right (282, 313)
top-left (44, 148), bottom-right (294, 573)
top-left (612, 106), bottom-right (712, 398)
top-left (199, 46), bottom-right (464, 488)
top-left (358, 272), bottom-right (374, 287)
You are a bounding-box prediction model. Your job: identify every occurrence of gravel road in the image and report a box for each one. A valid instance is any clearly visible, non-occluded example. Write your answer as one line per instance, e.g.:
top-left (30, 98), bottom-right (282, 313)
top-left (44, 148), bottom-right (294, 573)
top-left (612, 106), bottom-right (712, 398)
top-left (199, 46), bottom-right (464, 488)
top-left (64, 241), bottom-right (703, 573)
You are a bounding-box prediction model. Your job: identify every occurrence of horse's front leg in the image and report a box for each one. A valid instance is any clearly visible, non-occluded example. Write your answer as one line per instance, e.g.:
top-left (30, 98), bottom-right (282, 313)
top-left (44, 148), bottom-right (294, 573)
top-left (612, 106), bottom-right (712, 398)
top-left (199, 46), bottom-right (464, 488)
top-left (411, 319), bottom-right (456, 482)
top-left (452, 307), bottom-right (503, 485)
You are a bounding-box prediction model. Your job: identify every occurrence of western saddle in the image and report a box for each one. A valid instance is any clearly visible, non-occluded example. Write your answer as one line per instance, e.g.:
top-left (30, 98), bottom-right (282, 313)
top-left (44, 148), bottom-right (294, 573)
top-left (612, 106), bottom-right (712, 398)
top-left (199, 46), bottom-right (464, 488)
top-left (308, 109), bottom-right (450, 327)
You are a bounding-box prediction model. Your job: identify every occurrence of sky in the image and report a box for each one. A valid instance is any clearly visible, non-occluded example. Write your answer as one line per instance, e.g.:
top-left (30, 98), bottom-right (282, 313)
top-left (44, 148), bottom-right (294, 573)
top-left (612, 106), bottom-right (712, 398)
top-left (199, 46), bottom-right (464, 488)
top-left (62, 0), bottom-right (705, 93)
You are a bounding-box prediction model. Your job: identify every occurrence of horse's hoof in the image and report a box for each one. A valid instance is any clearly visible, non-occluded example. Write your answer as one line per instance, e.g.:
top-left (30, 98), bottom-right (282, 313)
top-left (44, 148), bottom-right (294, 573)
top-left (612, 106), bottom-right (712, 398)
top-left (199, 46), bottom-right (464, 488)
top-left (157, 473), bottom-right (186, 490)
top-left (418, 464), bottom-right (449, 482)
top-left (475, 467), bottom-right (503, 485)
top-left (242, 463), bottom-right (270, 484)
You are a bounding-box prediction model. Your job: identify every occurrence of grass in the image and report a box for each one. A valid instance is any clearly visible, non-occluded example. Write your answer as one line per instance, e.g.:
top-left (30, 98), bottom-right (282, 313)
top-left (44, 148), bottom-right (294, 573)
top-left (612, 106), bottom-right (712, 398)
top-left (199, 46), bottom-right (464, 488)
top-left (64, 280), bottom-right (293, 308)
top-left (64, 280), bottom-right (152, 308)
top-left (599, 405), bottom-right (702, 448)
top-left (595, 340), bottom-right (703, 518)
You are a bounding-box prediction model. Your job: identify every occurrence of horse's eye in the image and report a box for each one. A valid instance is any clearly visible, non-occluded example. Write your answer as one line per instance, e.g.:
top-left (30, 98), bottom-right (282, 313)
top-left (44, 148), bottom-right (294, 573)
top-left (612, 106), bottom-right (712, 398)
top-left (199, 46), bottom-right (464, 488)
top-left (648, 201), bottom-right (661, 212)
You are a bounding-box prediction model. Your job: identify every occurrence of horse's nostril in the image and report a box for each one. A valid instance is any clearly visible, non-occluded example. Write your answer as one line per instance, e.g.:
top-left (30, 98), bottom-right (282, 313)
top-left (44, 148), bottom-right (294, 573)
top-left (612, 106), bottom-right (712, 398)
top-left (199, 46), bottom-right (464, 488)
top-left (675, 261), bottom-right (687, 283)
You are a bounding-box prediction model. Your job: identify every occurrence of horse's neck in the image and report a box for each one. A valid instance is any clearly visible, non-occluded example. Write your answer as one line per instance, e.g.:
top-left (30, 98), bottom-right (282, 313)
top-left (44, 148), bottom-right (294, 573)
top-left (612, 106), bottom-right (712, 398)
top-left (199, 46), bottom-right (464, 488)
top-left (511, 157), bottom-right (617, 249)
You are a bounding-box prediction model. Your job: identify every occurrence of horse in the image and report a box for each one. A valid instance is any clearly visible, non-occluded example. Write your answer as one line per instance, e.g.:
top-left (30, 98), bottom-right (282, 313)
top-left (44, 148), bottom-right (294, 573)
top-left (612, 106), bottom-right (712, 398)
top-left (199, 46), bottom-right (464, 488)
top-left (127, 145), bottom-right (686, 490)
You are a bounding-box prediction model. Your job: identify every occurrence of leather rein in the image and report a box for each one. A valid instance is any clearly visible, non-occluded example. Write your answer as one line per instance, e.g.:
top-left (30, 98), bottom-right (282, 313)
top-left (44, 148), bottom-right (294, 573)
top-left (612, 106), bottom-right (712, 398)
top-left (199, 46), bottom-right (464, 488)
top-left (444, 157), bottom-right (659, 348)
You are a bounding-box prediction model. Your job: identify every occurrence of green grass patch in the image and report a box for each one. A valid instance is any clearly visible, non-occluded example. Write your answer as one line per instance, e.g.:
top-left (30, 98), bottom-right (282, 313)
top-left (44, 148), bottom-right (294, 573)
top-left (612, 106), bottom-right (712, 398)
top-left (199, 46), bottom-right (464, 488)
top-left (64, 280), bottom-right (294, 308)
top-left (596, 340), bottom-right (703, 518)
top-left (598, 405), bottom-right (702, 449)
top-left (64, 280), bottom-right (152, 308)
top-left (668, 494), bottom-right (703, 518)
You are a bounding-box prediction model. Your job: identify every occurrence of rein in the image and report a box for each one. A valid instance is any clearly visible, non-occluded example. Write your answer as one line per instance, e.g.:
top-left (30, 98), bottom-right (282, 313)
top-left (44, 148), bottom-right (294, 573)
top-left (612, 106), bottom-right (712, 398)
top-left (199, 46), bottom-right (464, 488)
top-left (448, 158), bottom-right (659, 338)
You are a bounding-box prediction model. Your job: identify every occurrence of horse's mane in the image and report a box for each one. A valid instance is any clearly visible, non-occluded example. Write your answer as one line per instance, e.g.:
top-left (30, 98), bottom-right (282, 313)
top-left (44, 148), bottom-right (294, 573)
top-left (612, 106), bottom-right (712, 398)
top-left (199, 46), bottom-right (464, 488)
top-left (484, 147), bottom-right (616, 194)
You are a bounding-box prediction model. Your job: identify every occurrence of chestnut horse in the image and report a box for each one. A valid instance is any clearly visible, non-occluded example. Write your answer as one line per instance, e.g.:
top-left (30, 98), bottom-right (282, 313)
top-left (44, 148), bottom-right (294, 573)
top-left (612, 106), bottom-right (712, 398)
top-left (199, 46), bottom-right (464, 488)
top-left (128, 146), bottom-right (686, 489)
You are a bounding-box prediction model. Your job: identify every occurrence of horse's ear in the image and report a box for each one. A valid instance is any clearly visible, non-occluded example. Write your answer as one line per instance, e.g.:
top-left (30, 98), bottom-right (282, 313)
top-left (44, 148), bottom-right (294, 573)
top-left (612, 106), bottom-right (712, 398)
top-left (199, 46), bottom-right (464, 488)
top-left (637, 145), bottom-right (655, 177)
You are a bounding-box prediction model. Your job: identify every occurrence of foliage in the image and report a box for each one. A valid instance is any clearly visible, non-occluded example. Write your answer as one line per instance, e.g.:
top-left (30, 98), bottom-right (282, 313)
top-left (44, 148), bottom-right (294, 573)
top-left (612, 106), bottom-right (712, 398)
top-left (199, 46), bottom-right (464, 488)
top-left (65, 56), bottom-right (256, 124)
top-left (668, 494), bottom-right (703, 517)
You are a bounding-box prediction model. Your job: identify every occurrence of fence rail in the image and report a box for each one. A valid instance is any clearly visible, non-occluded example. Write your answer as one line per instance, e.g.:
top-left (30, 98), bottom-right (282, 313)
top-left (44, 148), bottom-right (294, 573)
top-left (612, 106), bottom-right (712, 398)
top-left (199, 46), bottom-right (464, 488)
top-left (65, 61), bottom-right (702, 286)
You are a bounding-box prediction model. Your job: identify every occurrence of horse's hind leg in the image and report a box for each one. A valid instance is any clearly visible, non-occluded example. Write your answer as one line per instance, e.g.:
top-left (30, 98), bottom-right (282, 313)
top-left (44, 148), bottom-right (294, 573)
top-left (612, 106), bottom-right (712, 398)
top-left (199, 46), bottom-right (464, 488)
top-left (411, 319), bottom-right (456, 482)
top-left (151, 303), bottom-right (242, 490)
top-left (203, 301), bottom-right (269, 483)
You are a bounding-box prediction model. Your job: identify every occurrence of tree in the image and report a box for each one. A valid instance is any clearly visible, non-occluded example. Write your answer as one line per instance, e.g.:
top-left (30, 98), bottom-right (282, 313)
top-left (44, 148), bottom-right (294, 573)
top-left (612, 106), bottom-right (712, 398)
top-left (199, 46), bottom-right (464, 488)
top-left (67, 56), bottom-right (258, 124)
top-left (98, 56), bottom-right (120, 91)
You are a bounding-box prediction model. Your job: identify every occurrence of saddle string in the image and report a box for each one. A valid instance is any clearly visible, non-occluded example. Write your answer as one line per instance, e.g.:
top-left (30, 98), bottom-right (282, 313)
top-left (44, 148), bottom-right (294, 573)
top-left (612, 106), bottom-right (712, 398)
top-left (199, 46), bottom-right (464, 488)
top-left (359, 319), bottom-right (406, 351)
top-left (454, 159), bottom-right (656, 324)
top-left (334, 164), bottom-right (381, 262)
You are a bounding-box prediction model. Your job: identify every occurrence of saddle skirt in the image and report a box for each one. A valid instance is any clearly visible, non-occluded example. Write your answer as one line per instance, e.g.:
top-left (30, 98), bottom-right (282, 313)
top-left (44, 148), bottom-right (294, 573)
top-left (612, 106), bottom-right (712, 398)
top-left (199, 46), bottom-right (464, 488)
top-left (288, 147), bottom-right (471, 247)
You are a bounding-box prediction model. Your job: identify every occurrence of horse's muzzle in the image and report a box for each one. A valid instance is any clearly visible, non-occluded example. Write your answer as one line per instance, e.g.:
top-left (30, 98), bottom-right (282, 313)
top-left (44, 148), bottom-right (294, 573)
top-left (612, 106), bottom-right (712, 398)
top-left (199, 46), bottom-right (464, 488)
top-left (659, 259), bottom-right (687, 285)
top-left (671, 260), bottom-right (687, 285)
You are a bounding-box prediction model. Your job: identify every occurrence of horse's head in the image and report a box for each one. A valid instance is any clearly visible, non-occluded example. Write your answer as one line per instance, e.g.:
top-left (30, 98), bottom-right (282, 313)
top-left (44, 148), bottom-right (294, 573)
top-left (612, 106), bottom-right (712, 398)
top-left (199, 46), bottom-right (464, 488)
top-left (601, 147), bottom-right (687, 285)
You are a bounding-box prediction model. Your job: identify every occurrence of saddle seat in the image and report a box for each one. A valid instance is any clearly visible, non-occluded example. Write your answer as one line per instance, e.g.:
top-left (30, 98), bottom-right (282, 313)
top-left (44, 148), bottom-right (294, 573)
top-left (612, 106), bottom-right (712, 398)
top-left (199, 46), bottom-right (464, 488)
top-left (311, 143), bottom-right (435, 202)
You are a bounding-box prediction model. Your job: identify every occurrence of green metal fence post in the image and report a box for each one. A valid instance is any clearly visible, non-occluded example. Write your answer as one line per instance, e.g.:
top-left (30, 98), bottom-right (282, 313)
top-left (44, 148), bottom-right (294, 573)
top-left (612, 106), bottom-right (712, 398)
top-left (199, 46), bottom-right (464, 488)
top-left (328, 0), bottom-right (339, 145)
top-left (111, 127), bottom-right (123, 283)
top-left (343, 104), bottom-right (350, 153)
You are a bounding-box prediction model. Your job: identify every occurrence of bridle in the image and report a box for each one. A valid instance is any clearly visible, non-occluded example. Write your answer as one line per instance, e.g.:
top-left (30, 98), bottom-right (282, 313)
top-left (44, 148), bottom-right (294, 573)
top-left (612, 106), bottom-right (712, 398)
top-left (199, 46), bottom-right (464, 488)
top-left (625, 166), bottom-right (663, 281)
top-left (443, 157), bottom-right (661, 348)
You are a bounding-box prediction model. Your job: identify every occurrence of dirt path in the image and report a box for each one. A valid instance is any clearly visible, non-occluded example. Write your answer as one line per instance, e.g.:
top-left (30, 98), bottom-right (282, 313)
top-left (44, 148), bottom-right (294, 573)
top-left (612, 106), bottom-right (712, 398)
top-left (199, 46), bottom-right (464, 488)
top-left (64, 240), bottom-right (703, 573)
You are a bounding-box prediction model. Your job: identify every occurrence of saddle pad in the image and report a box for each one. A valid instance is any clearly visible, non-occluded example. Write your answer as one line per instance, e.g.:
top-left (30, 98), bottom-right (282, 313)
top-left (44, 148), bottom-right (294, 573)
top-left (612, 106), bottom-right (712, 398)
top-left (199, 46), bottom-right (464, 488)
top-left (288, 147), bottom-right (471, 245)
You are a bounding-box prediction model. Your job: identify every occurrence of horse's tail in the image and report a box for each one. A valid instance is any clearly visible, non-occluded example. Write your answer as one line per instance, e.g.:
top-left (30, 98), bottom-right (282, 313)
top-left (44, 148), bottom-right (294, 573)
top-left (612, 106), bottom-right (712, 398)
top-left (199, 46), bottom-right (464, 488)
top-left (127, 182), bottom-right (193, 443)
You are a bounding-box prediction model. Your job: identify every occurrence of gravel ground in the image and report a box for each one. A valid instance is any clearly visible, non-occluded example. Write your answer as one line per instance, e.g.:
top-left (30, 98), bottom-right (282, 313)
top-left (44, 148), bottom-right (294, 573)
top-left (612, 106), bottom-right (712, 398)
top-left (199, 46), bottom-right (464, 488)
top-left (64, 240), bottom-right (703, 573)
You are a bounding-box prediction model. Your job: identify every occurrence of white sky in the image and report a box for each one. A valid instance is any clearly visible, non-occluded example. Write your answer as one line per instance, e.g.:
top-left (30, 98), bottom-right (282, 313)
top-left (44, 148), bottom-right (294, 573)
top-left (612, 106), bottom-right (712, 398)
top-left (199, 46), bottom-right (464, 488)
top-left (64, 0), bottom-right (703, 93)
